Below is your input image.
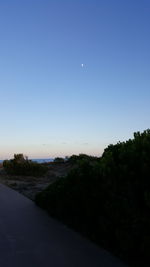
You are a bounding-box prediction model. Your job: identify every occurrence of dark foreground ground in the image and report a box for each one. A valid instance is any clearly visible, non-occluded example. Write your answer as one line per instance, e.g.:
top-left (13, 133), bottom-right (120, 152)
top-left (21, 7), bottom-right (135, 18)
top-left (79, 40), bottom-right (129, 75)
top-left (0, 184), bottom-right (127, 267)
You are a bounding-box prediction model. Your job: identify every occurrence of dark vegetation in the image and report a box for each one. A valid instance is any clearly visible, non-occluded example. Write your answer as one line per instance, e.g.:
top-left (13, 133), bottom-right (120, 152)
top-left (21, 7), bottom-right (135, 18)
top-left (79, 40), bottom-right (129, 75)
top-left (53, 157), bottom-right (65, 163)
top-left (3, 154), bottom-right (47, 176)
top-left (35, 129), bottom-right (150, 266)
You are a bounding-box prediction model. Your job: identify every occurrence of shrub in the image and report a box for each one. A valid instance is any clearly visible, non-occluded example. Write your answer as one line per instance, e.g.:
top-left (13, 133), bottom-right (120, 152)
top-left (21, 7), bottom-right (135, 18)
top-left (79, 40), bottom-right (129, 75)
top-left (54, 157), bottom-right (65, 163)
top-left (35, 130), bottom-right (150, 266)
top-left (68, 154), bottom-right (99, 164)
top-left (3, 154), bottom-right (47, 176)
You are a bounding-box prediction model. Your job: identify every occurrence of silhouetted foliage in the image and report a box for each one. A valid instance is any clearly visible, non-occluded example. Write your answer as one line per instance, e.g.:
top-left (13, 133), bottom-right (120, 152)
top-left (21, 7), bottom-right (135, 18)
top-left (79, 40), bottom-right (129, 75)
top-left (67, 154), bottom-right (99, 164)
top-left (3, 154), bottom-right (47, 176)
top-left (35, 129), bottom-right (150, 266)
top-left (54, 157), bottom-right (65, 163)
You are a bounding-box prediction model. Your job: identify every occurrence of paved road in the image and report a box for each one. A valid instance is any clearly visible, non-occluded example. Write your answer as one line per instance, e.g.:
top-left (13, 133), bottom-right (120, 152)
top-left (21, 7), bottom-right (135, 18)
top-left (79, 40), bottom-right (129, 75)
top-left (0, 184), bottom-right (127, 267)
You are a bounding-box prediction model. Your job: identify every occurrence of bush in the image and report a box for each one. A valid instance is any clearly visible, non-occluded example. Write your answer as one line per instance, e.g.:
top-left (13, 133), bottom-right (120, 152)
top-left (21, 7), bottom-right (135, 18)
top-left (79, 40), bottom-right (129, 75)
top-left (35, 130), bottom-right (150, 266)
top-left (67, 154), bottom-right (99, 164)
top-left (54, 157), bottom-right (65, 163)
top-left (3, 154), bottom-right (47, 176)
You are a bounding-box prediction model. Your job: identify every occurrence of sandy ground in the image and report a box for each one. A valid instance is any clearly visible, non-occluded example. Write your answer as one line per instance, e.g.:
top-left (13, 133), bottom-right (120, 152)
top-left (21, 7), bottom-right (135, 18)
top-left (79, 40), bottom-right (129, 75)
top-left (0, 163), bottom-right (72, 200)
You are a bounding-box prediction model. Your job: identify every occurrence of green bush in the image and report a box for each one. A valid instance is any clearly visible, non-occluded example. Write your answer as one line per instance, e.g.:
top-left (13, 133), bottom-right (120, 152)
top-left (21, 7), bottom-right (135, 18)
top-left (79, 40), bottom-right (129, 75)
top-left (3, 154), bottom-right (47, 176)
top-left (35, 130), bottom-right (150, 266)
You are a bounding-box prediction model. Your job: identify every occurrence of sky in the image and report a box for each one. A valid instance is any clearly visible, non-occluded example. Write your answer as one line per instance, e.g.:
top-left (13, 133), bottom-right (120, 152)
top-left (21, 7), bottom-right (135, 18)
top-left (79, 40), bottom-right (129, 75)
top-left (0, 0), bottom-right (150, 159)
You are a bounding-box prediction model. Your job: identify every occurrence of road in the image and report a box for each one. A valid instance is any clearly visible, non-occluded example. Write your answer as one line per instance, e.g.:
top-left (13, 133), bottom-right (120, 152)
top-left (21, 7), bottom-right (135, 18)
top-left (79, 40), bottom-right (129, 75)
top-left (0, 184), bottom-right (127, 267)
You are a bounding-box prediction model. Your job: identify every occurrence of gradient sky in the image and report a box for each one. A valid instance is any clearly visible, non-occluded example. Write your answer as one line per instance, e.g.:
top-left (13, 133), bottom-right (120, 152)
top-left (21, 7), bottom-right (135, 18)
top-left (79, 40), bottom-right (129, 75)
top-left (0, 0), bottom-right (150, 159)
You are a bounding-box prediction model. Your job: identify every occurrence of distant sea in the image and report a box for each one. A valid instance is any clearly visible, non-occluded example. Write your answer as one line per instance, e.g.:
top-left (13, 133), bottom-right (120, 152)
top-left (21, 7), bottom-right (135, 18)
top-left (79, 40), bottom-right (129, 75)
top-left (0, 159), bottom-right (54, 163)
top-left (31, 158), bottom-right (54, 163)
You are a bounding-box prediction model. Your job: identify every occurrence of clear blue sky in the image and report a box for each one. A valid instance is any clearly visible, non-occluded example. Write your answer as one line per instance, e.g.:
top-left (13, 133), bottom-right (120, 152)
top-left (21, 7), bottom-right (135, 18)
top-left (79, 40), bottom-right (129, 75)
top-left (0, 0), bottom-right (150, 159)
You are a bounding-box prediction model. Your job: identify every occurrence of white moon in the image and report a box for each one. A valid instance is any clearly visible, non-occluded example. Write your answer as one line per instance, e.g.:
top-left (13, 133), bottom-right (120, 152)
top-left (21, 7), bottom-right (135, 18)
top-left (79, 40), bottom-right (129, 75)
top-left (81, 63), bottom-right (84, 68)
